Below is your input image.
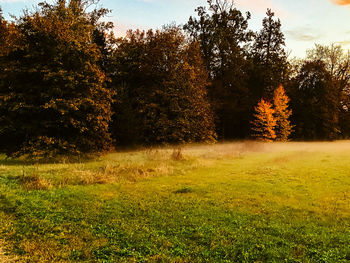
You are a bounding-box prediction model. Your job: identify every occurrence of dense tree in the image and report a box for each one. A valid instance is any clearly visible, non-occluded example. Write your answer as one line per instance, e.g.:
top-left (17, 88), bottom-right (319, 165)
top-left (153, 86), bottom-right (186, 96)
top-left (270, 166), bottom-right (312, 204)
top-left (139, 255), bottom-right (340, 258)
top-left (248, 9), bottom-right (288, 99)
top-left (0, 8), bottom-right (6, 53)
top-left (307, 44), bottom-right (350, 86)
top-left (2, 0), bottom-right (350, 155)
top-left (111, 27), bottom-right (216, 146)
top-left (251, 99), bottom-right (276, 142)
top-left (0, 7), bottom-right (7, 76)
top-left (273, 85), bottom-right (293, 141)
top-left (0, 8), bottom-right (14, 56)
top-left (307, 44), bottom-right (350, 137)
top-left (0, 0), bottom-right (114, 159)
top-left (288, 61), bottom-right (340, 140)
top-left (184, 0), bottom-right (253, 139)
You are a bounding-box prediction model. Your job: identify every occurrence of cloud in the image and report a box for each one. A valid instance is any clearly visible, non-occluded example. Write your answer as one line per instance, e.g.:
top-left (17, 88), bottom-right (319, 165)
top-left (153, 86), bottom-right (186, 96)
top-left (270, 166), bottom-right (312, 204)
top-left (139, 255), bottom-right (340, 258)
top-left (0, 0), bottom-right (24, 2)
top-left (235, 0), bottom-right (289, 18)
top-left (331, 0), bottom-right (350, 5)
top-left (336, 40), bottom-right (350, 46)
top-left (114, 23), bottom-right (137, 37)
top-left (235, 0), bottom-right (274, 12)
top-left (137, 0), bottom-right (289, 17)
top-left (109, 19), bottom-right (151, 38)
top-left (286, 27), bottom-right (323, 42)
top-left (0, 0), bottom-right (37, 3)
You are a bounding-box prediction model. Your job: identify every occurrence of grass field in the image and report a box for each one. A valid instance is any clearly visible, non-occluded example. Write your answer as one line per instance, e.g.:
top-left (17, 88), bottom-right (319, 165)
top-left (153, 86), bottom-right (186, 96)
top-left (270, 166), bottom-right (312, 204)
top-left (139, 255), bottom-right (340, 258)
top-left (0, 141), bottom-right (349, 262)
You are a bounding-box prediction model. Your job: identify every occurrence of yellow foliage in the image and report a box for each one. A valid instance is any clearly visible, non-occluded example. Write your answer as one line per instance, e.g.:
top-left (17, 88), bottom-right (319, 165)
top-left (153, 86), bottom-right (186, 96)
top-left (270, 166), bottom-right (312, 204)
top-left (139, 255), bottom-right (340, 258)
top-left (251, 99), bottom-right (276, 142)
top-left (273, 85), bottom-right (293, 141)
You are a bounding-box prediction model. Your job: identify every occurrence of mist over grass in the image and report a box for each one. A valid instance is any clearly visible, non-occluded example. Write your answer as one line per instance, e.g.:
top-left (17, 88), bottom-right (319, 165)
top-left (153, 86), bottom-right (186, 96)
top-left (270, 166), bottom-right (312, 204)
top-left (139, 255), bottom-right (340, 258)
top-left (0, 141), bottom-right (349, 262)
top-left (183, 140), bottom-right (350, 156)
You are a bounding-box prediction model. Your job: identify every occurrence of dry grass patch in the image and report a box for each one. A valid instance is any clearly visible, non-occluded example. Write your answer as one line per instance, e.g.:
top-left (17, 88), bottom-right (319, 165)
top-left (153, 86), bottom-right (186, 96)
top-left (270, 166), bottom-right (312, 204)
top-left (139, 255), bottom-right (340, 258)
top-left (20, 174), bottom-right (52, 190)
top-left (0, 240), bottom-right (17, 263)
top-left (55, 162), bottom-right (174, 186)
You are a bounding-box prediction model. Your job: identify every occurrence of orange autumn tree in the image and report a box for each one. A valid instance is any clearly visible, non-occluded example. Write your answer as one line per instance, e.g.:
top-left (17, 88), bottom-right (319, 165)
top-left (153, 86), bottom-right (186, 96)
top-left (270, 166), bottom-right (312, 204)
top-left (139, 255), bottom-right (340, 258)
top-left (251, 99), bottom-right (276, 142)
top-left (273, 85), bottom-right (293, 141)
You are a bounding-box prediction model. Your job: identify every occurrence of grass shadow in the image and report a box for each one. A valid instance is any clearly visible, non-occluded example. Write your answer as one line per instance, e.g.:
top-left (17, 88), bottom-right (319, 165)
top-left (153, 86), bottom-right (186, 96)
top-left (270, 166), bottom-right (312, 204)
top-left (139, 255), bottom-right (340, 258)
top-left (0, 153), bottom-right (102, 166)
top-left (0, 155), bottom-right (29, 166)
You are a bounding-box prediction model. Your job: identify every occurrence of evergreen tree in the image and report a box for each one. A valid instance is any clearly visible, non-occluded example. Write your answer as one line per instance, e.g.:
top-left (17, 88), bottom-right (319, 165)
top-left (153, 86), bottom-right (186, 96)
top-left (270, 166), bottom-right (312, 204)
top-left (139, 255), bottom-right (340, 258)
top-left (273, 85), bottom-right (293, 141)
top-left (249, 9), bottom-right (288, 99)
top-left (251, 99), bottom-right (276, 142)
top-left (184, 0), bottom-right (254, 139)
top-left (0, 0), bottom-right (114, 159)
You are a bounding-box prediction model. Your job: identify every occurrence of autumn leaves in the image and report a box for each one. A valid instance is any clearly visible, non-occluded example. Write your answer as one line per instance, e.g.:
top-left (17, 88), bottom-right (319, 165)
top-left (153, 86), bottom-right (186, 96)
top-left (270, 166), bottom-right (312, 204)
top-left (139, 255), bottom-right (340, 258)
top-left (251, 85), bottom-right (293, 142)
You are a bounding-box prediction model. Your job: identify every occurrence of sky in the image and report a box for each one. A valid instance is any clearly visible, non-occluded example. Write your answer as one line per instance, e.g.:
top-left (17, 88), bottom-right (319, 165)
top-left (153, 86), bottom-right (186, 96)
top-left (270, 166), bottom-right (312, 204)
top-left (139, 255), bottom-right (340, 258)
top-left (1, 0), bottom-right (350, 58)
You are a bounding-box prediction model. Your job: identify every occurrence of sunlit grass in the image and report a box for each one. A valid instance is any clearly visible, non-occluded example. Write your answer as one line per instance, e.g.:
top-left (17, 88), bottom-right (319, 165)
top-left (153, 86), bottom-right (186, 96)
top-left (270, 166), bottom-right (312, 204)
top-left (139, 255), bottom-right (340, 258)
top-left (0, 142), bottom-right (349, 262)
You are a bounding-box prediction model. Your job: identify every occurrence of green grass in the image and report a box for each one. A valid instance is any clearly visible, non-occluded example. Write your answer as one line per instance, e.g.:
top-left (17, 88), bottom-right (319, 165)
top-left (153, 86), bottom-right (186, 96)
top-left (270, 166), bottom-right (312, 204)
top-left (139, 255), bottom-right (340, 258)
top-left (0, 142), bottom-right (349, 262)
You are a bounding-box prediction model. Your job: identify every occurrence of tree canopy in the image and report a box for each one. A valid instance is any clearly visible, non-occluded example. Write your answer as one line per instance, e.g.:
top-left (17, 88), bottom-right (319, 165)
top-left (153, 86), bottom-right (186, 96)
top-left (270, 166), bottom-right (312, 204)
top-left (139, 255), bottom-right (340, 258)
top-left (0, 0), bottom-right (114, 159)
top-left (110, 27), bottom-right (216, 146)
top-left (184, 0), bottom-right (254, 139)
top-left (288, 60), bottom-right (340, 140)
top-left (1, 0), bottom-right (350, 159)
top-left (249, 9), bottom-right (288, 99)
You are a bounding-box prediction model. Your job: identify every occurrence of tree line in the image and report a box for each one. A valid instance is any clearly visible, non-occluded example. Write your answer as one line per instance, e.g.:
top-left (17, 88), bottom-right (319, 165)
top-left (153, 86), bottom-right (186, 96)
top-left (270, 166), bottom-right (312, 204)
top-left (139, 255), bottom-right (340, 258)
top-left (0, 0), bottom-right (349, 159)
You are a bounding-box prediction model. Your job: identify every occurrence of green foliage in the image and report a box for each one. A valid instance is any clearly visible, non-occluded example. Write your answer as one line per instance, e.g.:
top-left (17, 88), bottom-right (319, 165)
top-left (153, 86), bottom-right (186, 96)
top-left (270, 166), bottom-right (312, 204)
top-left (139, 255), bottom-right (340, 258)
top-left (0, 143), bottom-right (349, 262)
top-left (111, 27), bottom-right (216, 146)
top-left (0, 0), bottom-right (115, 159)
top-left (306, 44), bottom-right (350, 138)
top-left (1, 0), bottom-right (350, 156)
top-left (288, 60), bottom-right (341, 140)
top-left (249, 9), bottom-right (288, 98)
top-left (184, 0), bottom-right (254, 139)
